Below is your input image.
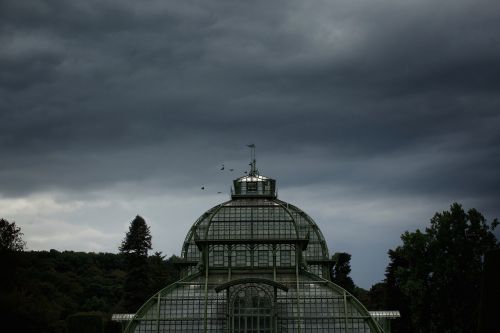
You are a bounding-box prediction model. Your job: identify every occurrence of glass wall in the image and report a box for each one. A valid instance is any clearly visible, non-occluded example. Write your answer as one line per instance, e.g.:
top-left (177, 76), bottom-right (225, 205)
top-left (125, 276), bottom-right (381, 333)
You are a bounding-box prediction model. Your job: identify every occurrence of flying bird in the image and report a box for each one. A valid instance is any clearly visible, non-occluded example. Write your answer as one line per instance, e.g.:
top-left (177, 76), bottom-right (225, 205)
top-left (201, 186), bottom-right (205, 190)
top-left (220, 164), bottom-right (225, 170)
top-left (217, 191), bottom-right (222, 194)
top-left (230, 168), bottom-right (234, 172)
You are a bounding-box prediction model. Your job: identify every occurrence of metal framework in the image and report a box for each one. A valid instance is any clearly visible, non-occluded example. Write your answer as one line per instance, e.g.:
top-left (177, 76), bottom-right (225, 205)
top-left (124, 162), bottom-right (384, 333)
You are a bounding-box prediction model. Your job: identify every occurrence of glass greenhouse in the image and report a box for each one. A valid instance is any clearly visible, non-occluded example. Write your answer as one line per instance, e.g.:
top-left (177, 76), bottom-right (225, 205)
top-left (123, 160), bottom-right (387, 333)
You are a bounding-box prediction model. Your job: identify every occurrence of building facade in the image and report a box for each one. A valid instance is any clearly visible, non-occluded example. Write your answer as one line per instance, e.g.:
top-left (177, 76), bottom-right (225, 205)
top-left (124, 161), bottom-right (384, 333)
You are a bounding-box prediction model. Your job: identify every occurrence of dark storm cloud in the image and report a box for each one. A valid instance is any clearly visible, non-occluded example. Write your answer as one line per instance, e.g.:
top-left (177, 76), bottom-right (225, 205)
top-left (1, 0), bottom-right (500, 202)
top-left (2, 0), bottom-right (499, 288)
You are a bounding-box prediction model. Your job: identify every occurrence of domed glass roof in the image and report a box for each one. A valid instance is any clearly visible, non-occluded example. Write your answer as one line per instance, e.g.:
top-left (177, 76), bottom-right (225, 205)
top-left (123, 155), bottom-right (384, 333)
top-left (181, 166), bottom-right (330, 278)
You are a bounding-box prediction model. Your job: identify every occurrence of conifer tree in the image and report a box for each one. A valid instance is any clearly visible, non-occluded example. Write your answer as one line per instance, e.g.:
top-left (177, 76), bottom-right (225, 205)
top-left (119, 215), bottom-right (152, 257)
top-left (119, 215), bottom-right (153, 312)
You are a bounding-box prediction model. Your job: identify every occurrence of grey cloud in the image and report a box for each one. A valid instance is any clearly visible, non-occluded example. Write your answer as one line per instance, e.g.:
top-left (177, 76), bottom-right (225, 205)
top-left (1, 0), bottom-right (499, 286)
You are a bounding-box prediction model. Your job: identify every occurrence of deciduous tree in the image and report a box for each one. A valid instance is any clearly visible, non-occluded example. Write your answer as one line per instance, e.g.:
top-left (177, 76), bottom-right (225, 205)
top-left (331, 252), bottom-right (355, 294)
top-left (0, 218), bottom-right (26, 251)
top-left (385, 203), bottom-right (498, 333)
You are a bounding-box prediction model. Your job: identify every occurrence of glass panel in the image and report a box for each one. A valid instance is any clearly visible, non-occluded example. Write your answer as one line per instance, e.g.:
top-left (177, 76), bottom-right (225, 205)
top-left (247, 181), bottom-right (258, 192)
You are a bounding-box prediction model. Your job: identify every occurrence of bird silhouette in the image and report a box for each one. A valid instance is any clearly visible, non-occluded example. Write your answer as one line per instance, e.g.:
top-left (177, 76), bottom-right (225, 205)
top-left (230, 168), bottom-right (234, 172)
top-left (220, 164), bottom-right (225, 170)
top-left (201, 186), bottom-right (205, 190)
top-left (217, 191), bottom-right (222, 194)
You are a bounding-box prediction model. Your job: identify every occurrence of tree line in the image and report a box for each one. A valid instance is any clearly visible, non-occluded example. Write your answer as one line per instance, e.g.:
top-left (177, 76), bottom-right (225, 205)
top-left (1, 204), bottom-right (499, 333)
top-left (0, 216), bottom-right (179, 333)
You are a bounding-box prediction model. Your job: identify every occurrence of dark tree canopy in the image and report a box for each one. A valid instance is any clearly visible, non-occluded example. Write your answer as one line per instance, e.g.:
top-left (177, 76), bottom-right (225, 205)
top-left (385, 203), bottom-right (499, 333)
top-left (331, 252), bottom-right (355, 294)
top-left (0, 218), bottom-right (26, 251)
top-left (0, 249), bottom-right (179, 333)
top-left (119, 215), bottom-right (152, 257)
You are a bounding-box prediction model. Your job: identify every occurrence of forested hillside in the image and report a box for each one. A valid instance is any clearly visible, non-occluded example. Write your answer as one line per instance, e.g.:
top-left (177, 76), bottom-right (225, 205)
top-left (0, 250), bottom-right (179, 333)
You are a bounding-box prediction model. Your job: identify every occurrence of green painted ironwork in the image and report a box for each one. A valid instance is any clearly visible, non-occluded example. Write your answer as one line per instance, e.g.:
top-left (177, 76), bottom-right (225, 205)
top-left (123, 164), bottom-right (385, 333)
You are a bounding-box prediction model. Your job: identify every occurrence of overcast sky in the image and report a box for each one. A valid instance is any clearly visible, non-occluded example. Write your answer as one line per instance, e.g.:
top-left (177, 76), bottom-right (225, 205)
top-left (1, 0), bottom-right (499, 288)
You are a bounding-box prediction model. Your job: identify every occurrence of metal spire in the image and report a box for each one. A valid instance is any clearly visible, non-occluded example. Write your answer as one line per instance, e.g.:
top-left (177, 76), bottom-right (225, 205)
top-left (247, 144), bottom-right (258, 175)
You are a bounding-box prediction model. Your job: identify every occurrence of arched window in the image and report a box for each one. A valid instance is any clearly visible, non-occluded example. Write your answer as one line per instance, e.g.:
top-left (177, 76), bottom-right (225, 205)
top-left (210, 244), bottom-right (228, 267)
top-left (232, 286), bottom-right (272, 333)
top-left (231, 245), bottom-right (251, 267)
top-left (276, 244), bottom-right (296, 267)
top-left (254, 244), bottom-right (272, 267)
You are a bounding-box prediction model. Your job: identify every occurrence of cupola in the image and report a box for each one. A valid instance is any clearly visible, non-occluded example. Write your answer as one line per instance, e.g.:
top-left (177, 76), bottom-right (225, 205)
top-left (231, 150), bottom-right (276, 198)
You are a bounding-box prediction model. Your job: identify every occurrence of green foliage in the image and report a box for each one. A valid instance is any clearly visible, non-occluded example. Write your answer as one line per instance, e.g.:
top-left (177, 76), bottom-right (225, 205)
top-left (65, 312), bottom-right (121, 333)
top-left (331, 252), bottom-right (355, 294)
top-left (352, 286), bottom-right (370, 307)
top-left (477, 248), bottom-right (500, 333)
top-left (0, 218), bottom-right (26, 251)
top-left (357, 282), bottom-right (389, 311)
top-left (385, 203), bottom-right (499, 333)
top-left (119, 215), bottom-right (152, 257)
top-left (66, 312), bottom-right (103, 333)
top-left (148, 252), bottom-right (180, 293)
top-left (0, 249), bottom-right (179, 332)
top-left (119, 255), bottom-right (151, 312)
top-left (0, 250), bottom-right (128, 332)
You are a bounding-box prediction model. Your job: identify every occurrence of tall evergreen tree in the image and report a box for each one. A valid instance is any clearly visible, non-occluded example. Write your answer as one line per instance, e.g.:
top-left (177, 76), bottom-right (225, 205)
top-left (119, 215), bottom-right (152, 257)
top-left (119, 215), bottom-right (153, 312)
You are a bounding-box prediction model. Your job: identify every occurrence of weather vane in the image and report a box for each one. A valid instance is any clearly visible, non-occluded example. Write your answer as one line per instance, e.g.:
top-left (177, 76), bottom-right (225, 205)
top-left (247, 144), bottom-right (258, 175)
